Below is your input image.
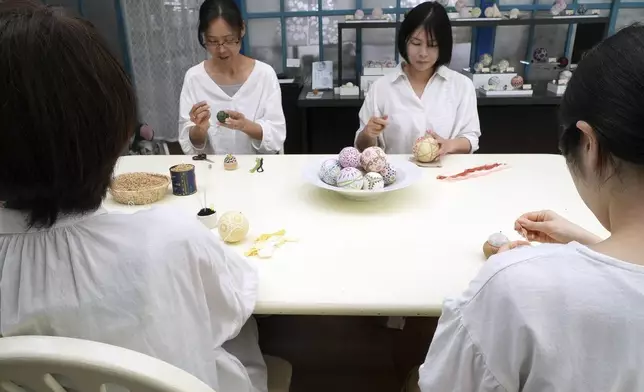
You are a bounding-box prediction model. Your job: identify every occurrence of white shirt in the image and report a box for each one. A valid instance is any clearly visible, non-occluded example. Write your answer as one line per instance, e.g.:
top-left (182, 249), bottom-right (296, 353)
top-left (355, 65), bottom-right (480, 154)
top-left (179, 60), bottom-right (286, 155)
top-left (0, 206), bottom-right (263, 392)
top-left (420, 242), bottom-right (644, 392)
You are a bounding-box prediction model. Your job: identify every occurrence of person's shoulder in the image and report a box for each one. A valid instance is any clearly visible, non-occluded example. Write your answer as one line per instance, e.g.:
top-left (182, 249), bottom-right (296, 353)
top-left (459, 243), bottom-right (580, 306)
top-left (440, 66), bottom-right (475, 90)
top-left (253, 59), bottom-right (279, 80)
top-left (183, 61), bottom-right (206, 82)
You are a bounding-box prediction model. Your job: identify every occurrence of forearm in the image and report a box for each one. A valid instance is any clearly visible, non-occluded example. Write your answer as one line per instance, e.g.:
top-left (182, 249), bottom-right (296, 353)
top-left (356, 130), bottom-right (377, 152)
top-left (241, 120), bottom-right (263, 141)
top-left (451, 137), bottom-right (473, 154)
top-left (189, 125), bottom-right (208, 148)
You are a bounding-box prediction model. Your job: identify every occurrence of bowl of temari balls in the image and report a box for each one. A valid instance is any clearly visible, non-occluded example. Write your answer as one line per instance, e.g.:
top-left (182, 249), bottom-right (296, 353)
top-left (303, 146), bottom-right (422, 201)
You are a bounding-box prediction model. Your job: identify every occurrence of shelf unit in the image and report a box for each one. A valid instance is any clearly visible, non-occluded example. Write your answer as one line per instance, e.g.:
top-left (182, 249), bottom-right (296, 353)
top-left (337, 15), bottom-right (609, 85)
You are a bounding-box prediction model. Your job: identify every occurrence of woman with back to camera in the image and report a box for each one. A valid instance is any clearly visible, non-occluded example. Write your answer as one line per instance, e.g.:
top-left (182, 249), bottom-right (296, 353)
top-left (355, 2), bottom-right (480, 156)
top-left (179, 0), bottom-right (286, 155)
top-left (417, 24), bottom-right (644, 391)
top-left (0, 2), bottom-right (267, 392)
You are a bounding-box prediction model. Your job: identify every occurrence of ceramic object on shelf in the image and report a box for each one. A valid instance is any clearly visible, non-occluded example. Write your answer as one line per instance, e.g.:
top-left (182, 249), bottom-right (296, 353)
top-left (371, 7), bottom-right (384, 19)
top-left (479, 53), bottom-right (493, 67)
top-left (558, 56), bottom-right (569, 68)
top-left (577, 4), bottom-right (588, 15)
top-left (559, 70), bottom-right (573, 81)
top-left (509, 8), bottom-right (520, 19)
top-left (354, 9), bottom-right (365, 20)
top-left (550, 0), bottom-right (567, 15)
top-left (473, 62), bottom-right (484, 73)
top-left (488, 76), bottom-right (501, 89)
top-left (498, 59), bottom-right (510, 73)
top-left (455, 0), bottom-right (466, 11)
top-left (484, 4), bottom-right (502, 17)
top-left (459, 7), bottom-right (471, 17)
top-left (471, 7), bottom-right (482, 17)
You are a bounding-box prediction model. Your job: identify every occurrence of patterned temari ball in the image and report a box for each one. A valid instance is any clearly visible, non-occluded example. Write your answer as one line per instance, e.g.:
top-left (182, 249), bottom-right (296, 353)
top-left (533, 47), bottom-right (548, 63)
top-left (363, 172), bottom-right (385, 191)
top-left (319, 159), bottom-right (342, 186)
top-left (413, 135), bottom-right (440, 163)
top-left (360, 146), bottom-right (387, 173)
top-left (511, 75), bottom-right (524, 89)
top-left (379, 162), bottom-right (397, 185)
top-left (336, 167), bottom-right (364, 190)
top-left (338, 147), bottom-right (361, 168)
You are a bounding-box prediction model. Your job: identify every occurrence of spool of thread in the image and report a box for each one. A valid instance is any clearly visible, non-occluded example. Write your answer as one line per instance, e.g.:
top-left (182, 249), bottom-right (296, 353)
top-left (170, 164), bottom-right (197, 196)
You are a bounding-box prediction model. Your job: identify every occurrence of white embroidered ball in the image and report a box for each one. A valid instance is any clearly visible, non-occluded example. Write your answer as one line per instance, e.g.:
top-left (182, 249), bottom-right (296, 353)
top-left (413, 135), bottom-right (440, 163)
top-left (360, 146), bottom-right (387, 173)
top-left (487, 232), bottom-right (510, 248)
top-left (338, 146), bottom-right (361, 168)
top-left (379, 162), bottom-right (397, 185)
top-left (337, 167), bottom-right (364, 190)
top-left (319, 159), bottom-right (342, 186)
top-left (363, 172), bottom-right (385, 190)
top-left (218, 211), bottom-right (249, 244)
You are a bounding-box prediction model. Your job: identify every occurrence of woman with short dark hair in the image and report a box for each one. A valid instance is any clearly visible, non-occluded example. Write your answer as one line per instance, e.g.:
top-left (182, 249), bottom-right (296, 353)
top-left (419, 24), bottom-right (644, 391)
top-left (355, 2), bottom-right (480, 156)
top-left (179, 0), bottom-right (286, 155)
top-left (0, 2), bottom-right (265, 391)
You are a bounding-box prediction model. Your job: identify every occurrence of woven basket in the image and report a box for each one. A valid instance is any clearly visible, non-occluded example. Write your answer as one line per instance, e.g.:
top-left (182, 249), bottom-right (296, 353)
top-left (109, 173), bottom-right (170, 205)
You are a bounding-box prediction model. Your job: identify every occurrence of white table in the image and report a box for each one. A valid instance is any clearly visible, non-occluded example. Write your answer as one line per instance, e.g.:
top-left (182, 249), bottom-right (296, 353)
top-left (107, 154), bottom-right (607, 317)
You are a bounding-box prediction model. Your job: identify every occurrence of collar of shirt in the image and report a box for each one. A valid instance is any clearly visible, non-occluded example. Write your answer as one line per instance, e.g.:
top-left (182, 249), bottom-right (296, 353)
top-left (388, 63), bottom-right (451, 84)
top-left (0, 206), bottom-right (108, 234)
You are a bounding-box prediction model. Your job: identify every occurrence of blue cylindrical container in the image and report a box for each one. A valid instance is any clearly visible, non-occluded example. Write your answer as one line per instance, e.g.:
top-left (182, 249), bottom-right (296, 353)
top-left (170, 164), bottom-right (197, 196)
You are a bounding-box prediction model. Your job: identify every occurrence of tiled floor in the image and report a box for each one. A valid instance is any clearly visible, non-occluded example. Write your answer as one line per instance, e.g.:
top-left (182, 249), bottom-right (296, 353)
top-left (258, 316), bottom-right (438, 392)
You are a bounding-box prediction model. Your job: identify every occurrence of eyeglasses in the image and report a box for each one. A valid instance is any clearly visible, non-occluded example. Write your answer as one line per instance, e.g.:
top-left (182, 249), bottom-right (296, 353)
top-left (204, 37), bottom-right (240, 48)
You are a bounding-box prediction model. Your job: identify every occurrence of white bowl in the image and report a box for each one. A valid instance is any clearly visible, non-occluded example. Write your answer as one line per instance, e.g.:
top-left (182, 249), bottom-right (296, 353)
top-left (303, 156), bottom-right (422, 201)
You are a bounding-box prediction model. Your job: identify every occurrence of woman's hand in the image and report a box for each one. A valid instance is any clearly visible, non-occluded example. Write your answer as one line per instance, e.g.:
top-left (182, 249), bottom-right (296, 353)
top-left (428, 131), bottom-right (455, 156)
top-left (515, 210), bottom-right (602, 245)
top-left (496, 240), bottom-right (532, 255)
top-left (219, 110), bottom-right (250, 131)
top-left (363, 115), bottom-right (389, 138)
top-left (190, 101), bottom-right (211, 131)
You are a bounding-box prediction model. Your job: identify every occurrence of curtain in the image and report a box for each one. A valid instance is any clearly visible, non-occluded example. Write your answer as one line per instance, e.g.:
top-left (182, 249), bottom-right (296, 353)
top-left (120, 0), bottom-right (207, 141)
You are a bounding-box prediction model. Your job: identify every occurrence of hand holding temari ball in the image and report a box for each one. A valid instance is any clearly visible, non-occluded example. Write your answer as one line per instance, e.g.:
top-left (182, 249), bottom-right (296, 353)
top-left (218, 211), bottom-right (249, 243)
top-left (413, 134), bottom-right (440, 163)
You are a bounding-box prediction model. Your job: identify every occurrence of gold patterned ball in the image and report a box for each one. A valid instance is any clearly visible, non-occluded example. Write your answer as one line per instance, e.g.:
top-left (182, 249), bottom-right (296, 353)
top-left (218, 211), bottom-right (249, 243)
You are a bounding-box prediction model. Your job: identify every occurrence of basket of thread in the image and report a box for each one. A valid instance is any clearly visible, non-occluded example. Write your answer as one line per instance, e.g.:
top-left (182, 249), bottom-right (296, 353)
top-left (109, 172), bottom-right (170, 205)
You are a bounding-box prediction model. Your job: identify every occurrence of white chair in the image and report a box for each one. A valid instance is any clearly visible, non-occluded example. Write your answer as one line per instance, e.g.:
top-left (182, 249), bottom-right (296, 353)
top-left (0, 336), bottom-right (215, 392)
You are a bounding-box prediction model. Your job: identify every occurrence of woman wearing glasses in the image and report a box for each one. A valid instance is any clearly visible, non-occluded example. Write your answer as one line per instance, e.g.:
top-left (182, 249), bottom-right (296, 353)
top-left (179, 0), bottom-right (286, 155)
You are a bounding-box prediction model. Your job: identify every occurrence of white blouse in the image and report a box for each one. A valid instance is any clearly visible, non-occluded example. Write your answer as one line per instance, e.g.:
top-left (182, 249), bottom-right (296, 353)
top-left (355, 65), bottom-right (481, 154)
top-left (0, 206), bottom-right (264, 392)
top-left (420, 242), bottom-right (644, 391)
top-left (179, 60), bottom-right (286, 155)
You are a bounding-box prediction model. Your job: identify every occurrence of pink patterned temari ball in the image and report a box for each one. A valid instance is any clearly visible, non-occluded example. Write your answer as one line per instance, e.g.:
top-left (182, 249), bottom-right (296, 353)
top-left (511, 75), bottom-right (524, 89)
top-left (379, 162), bottom-right (397, 185)
top-left (360, 146), bottom-right (387, 172)
top-left (338, 146), bottom-right (361, 168)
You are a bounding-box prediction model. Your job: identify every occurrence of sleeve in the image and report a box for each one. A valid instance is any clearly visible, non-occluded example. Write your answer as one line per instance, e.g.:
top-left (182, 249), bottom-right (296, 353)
top-left (418, 299), bottom-right (507, 392)
top-left (252, 70), bottom-right (286, 154)
top-left (195, 229), bottom-right (259, 345)
top-left (451, 79), bottom-right (481, 153)
top-left (178, 74), bottom-right (215, 155)
top-left (354, 85), bottom-right (385, 150)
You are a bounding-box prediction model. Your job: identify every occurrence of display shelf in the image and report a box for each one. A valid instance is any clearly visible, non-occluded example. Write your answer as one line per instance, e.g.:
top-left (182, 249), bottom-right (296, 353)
top-left (337, 16), bottom-right (609, 84)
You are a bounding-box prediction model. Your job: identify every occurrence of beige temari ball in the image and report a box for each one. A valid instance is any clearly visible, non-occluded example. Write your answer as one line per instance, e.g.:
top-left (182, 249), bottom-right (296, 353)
top-left (413, 135), bottom-right (440, 163)
top-left (218, 211), bottom-right (249, 243)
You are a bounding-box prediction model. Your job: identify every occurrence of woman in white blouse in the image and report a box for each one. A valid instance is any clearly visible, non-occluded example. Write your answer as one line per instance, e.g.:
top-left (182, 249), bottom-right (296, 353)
top-left (179, 0), bottom-right (286, 155)
top-left (0, 3), bottom-right (266, 392)
top-left (355, 2), bottom-right (480, 156)
top-left (419, 25), bottom-right (644, 392)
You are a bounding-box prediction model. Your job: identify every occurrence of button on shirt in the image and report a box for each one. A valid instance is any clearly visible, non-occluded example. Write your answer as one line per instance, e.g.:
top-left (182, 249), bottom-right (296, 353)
top-left (420, 242), bottom-right (644, 391)
top-left (355, 65), bottom-right (481, 154)
top-left (0, 206), bottom-right (261, 392)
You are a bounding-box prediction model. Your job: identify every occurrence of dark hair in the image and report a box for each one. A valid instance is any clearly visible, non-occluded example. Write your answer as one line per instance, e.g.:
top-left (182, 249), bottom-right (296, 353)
top-left (398, 2), bottom-right (453, 67)
top-left (0, 0), bottom-right (137, 227)
top-left (198, 0), bottom-right (243, 48)
top-left (559, 24), bottom-right (644, 175)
